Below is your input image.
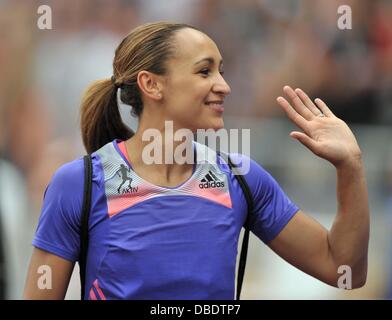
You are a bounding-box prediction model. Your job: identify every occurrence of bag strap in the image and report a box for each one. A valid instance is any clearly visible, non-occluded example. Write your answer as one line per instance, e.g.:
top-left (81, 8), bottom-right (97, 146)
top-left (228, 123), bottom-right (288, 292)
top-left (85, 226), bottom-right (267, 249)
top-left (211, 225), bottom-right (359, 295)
top-left (79, 154), bottom-right (92, 300)
top-left (220, 153), bottom-right (253, 300)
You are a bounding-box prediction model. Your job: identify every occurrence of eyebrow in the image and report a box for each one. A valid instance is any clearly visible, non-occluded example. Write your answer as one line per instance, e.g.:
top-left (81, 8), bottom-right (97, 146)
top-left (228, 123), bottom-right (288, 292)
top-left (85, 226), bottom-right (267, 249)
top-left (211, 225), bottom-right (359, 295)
top-left (194, 57), bottom-right (223, 67)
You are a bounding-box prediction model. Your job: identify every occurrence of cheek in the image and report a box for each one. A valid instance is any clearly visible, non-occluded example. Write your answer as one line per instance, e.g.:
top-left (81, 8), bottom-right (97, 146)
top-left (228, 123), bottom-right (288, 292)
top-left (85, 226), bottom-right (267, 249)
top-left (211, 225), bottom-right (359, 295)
top-left (165, 77), bottom-right (215, 126)
top-left (172, 82), bottom-right (209, 110)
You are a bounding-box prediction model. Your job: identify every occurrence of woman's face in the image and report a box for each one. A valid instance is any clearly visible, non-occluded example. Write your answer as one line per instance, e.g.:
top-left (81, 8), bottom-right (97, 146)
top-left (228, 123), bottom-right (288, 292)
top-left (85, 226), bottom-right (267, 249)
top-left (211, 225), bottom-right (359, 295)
top-left (161, 28), bottom-right (231, 132)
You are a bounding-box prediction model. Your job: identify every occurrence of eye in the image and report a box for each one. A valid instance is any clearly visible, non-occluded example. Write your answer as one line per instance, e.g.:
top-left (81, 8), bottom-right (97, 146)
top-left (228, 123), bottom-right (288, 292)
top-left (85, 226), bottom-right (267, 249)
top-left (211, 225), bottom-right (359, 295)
top-left (199, 69), bottom-right (225, 77)
top-left (199, 69), bottom-right (210, 76)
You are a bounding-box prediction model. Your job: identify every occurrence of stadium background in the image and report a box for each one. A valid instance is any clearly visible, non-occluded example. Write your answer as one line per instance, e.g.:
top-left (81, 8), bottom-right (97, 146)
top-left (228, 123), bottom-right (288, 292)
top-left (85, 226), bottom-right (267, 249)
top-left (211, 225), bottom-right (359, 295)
top-left (0, 0), bottom-right (391, 299)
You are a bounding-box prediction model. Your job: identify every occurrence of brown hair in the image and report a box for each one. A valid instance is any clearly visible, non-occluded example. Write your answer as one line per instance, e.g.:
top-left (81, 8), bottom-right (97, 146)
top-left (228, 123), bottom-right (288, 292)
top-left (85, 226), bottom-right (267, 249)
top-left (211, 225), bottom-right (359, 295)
top-left (80, 21), bottom-right (199, 153)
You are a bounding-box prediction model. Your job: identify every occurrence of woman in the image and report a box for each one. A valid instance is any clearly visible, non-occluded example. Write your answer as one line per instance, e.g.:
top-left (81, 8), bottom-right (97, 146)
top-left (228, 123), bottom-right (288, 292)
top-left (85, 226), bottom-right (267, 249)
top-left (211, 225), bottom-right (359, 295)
top-left (24, 22), bottom-right (369, 299)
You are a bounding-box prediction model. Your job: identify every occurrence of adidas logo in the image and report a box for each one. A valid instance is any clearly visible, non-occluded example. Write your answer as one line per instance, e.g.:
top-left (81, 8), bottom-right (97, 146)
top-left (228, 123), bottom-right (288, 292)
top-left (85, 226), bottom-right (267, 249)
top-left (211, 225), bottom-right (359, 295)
top-left (199, 170), bottom-right (224, 189)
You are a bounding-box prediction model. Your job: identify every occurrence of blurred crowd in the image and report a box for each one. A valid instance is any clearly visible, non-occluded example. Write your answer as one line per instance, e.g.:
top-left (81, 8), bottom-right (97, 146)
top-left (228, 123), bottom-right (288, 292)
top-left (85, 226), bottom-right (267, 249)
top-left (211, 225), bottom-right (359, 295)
top-left (0, 0), bottom-right (391, 299)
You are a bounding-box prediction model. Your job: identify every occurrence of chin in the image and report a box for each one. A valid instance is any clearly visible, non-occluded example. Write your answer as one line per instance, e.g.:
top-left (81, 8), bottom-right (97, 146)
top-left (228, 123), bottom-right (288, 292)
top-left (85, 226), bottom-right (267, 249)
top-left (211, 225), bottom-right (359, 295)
top-left (211, 121), bottom-right (224, 131)
top-left (189, 116), bottom-right (224, 132)
top-left (201, 118), bottom-right (225, 131)
top-left (212, 117), bottom-right (225, 130)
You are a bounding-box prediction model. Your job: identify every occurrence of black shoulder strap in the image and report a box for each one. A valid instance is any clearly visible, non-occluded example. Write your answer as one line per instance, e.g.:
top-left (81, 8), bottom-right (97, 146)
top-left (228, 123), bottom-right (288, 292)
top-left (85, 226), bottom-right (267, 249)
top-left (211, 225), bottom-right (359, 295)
top-left (79, 154), bottom-right (92, 300)
top-left (221, 153), bottom-right (253, 300)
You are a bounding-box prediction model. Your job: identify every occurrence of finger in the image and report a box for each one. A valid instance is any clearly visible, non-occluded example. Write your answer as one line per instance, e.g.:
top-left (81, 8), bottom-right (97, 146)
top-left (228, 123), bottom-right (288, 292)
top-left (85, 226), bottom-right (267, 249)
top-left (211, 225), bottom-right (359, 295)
top-left (283, 85), bottom-right (314, 120)
top-left (276, 96), bottom-right (309, 132)
top-left (295, 88), bottom-right (322, 117)
top-left (290, 131), bottom-right (318, 151)
top-left (314, 98), bottom-right (334, 117)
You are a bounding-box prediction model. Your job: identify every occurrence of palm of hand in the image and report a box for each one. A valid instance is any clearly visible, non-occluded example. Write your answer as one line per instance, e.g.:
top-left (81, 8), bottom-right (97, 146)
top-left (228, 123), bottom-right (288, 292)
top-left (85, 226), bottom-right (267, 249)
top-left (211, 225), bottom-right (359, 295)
top-left (277, 86), bottom-right (361, 167)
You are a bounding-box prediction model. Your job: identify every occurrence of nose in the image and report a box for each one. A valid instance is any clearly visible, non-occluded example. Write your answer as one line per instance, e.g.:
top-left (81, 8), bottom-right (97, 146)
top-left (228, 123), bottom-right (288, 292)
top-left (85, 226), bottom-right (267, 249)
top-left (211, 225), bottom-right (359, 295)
top-left (212, 73), bottom-right (231, 96)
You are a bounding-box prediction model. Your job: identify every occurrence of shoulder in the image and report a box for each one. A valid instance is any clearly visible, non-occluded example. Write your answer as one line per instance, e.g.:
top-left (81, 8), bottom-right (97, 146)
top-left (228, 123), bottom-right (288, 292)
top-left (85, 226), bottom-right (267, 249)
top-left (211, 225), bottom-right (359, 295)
top-left (220, 152), bottom-right (288, 201)
top-left (42, 157), bottom-right (91, 211)
top-left (221, 152), bottom-right (273, 183)
top-left (33, 157), bottom-right (89, 262)
top-left (37, 156), bottom-right (92, 233)
top-left (49, 157), bottom-right (85, 191)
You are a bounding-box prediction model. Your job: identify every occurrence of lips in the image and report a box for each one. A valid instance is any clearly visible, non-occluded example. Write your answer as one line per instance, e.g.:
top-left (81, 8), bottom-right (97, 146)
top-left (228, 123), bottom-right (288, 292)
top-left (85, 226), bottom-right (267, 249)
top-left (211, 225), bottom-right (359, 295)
top-left (205, 101), bottom-right (224, 112)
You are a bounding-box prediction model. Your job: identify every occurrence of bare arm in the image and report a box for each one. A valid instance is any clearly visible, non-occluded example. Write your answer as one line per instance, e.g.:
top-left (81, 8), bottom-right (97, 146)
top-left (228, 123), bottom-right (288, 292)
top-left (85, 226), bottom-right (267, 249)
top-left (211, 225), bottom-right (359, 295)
top-left (23, 247), bottom-right (74, 299)
top-left (270, 86), bottom-right (369, 288)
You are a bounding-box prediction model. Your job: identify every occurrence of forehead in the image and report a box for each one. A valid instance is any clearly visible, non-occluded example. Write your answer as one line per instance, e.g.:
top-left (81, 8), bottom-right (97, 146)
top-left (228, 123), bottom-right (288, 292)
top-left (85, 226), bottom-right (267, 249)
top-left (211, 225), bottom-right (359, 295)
top-left (171, 28), bottom-right (223, 66)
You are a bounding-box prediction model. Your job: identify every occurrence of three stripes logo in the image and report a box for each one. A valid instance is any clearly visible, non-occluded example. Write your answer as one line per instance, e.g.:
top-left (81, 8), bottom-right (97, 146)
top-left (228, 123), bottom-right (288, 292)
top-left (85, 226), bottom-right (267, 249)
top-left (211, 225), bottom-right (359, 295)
top-left (199, 170), bottom-right (225, 189)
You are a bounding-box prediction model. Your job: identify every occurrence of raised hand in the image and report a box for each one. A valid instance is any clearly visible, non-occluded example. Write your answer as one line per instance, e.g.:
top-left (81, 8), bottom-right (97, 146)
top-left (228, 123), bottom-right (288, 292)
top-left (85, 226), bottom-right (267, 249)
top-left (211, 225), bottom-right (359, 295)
top-left (276, 85), bottom-right (362, 168)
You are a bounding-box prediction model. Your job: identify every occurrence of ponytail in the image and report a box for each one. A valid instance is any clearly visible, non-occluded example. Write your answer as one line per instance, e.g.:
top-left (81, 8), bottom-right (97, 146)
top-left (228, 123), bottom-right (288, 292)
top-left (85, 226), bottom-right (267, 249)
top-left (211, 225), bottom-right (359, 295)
top-left (80, 79), bottom-right (133, 154)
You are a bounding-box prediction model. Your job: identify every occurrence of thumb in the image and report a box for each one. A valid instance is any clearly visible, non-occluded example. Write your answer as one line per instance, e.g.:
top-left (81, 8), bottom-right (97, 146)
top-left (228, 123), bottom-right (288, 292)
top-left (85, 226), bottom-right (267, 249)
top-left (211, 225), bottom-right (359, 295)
top-left (290, 131), bottom-right (318, 151)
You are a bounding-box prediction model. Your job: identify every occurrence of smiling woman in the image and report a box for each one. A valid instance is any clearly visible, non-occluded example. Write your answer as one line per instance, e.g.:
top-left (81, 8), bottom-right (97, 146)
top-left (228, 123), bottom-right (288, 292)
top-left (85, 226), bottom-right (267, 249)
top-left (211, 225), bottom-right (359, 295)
top-left (23, 21), bottom-right (369, 300)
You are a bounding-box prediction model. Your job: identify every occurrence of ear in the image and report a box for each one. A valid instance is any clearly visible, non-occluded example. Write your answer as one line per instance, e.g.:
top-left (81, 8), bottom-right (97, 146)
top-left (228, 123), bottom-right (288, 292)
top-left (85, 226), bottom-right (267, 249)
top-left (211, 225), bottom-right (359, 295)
top-left (136, 71), bottom-right (164, 101)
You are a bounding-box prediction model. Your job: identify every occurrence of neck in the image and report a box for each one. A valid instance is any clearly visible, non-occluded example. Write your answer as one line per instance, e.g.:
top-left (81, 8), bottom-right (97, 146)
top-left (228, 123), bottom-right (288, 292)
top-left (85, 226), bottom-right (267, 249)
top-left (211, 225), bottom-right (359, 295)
top-left (124, 117), bottom-right (194, 178)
